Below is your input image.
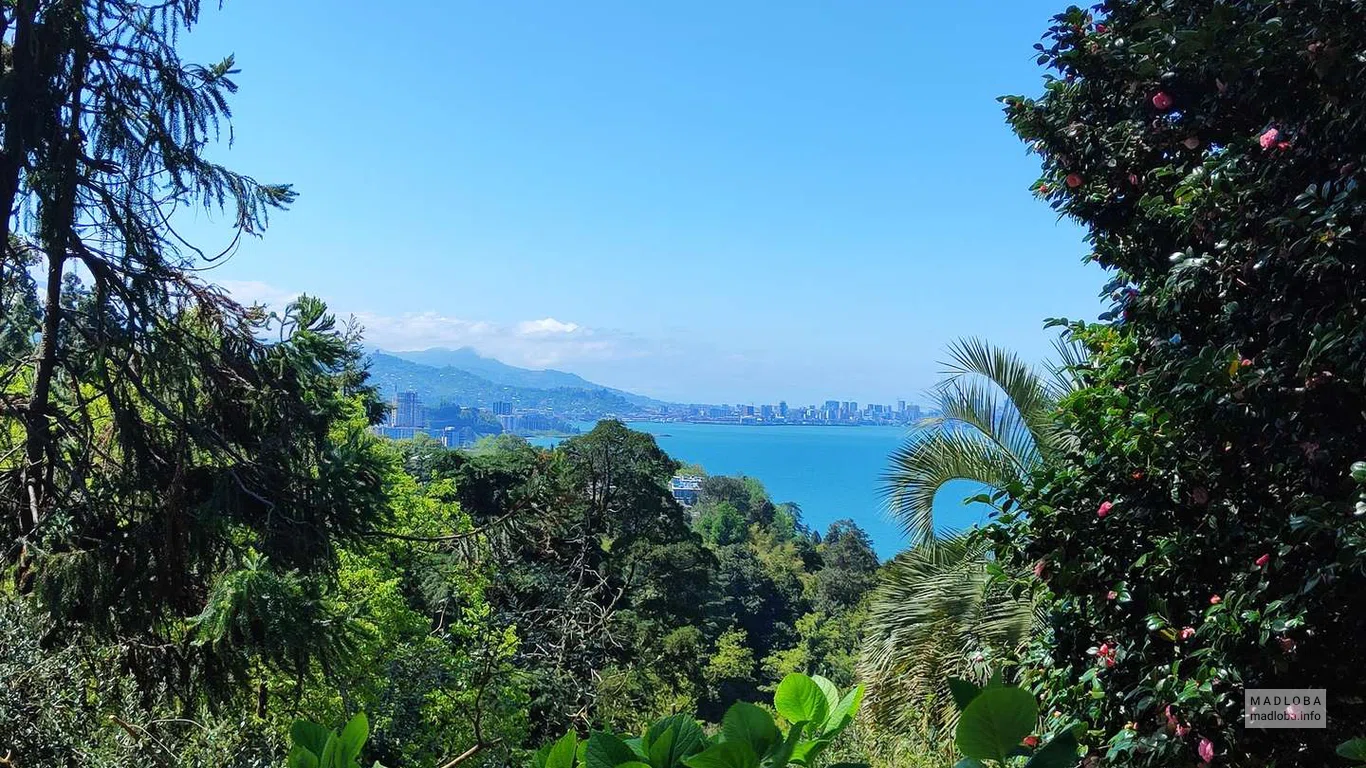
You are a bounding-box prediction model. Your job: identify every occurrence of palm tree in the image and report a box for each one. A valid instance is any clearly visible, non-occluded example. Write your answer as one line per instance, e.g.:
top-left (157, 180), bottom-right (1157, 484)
top-left (859, 337), bottom-right (1081, 740)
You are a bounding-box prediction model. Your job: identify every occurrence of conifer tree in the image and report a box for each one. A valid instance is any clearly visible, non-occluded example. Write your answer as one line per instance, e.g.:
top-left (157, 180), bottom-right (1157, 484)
top-left (0, 0), bottom-right (388, 693)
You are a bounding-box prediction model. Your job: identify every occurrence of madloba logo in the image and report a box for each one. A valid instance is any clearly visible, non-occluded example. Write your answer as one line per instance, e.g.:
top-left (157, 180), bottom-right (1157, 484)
top-left (1245, 688), bottom-right (1327, 729)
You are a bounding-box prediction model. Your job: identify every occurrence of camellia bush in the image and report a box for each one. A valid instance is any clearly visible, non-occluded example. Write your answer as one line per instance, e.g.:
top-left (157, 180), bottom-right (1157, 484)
top-left (993, 0), bottom-right (1366, 765)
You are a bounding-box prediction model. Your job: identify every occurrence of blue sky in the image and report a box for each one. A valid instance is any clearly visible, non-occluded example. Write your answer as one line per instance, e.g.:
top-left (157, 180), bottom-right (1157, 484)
top-left (180, 0), bottom-right (1104, 405)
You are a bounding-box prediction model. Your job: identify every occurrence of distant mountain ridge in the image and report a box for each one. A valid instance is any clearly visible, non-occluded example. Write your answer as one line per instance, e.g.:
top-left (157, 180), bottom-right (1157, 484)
top-left (366, 349), bottom-right (670, 418)
top-left (379, 347), bottom-right (601, 391)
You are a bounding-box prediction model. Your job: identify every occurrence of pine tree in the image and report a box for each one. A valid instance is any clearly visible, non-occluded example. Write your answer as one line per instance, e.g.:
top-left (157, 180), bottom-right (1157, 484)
top-left (0, 1), bottom-right (388, 695)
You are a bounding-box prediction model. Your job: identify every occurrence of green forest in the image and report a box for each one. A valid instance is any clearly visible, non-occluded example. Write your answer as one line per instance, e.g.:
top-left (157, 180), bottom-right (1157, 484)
top-left (7, 0), bottom-right (1366, 767)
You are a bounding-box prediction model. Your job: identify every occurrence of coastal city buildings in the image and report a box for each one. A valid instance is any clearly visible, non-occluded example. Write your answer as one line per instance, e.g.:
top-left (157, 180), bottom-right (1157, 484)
top-left (372, 389), bottom-right (928, 447)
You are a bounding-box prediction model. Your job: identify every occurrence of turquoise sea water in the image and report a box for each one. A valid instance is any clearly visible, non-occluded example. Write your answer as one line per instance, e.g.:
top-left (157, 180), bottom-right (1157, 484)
top-left (532, 421), bottom-right (990, 559)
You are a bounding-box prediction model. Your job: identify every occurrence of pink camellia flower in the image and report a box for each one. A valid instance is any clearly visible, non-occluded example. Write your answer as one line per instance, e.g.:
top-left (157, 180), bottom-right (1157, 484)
top-left (1098, 643), bottom-right (1111, 656)
top-left (1255, 553), bottom-right (1270, 567)
top-left (1097, 500), bottom-right (1114, 518)
top-left (1176, 723), bottom-right (1191, 738)
top-left (1095, 23), bottom-right (1107, 33)
top-left (1260, 128), bottom-right (1281, 149)
top-left (1241, 358), bottom-right (1253, 367)
top-left (1210, 594), bottom-right (1222, 605)
top-left (1023, 735), bottom-right (1040, 748)
top-left (1198, 737), bottom-right (1215, 763)
top-left (1066, 173), bottom-right (1084, 188)
top-left (1107, 590), bottom-right (1118, 600)
top-left (1165, 705), bottom-right (1178, 727)
top-left (1033, 559), bottom-right (1047, 579)
top-left (1128, 172), bottom-right (1141, 186)
top-left (1180, 626), bottom-right (1196, 640)
top-left (1152, 91), bottom-right (1174, 111)
top-left (1038, 183), bottom-right (1050, 194)
top-left (1277, 140), bottom-right (1291, 150)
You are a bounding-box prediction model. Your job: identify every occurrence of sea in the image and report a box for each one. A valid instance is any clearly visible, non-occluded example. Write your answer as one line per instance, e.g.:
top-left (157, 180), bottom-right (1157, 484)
top-left (530, 421), bottom-right (990, 559)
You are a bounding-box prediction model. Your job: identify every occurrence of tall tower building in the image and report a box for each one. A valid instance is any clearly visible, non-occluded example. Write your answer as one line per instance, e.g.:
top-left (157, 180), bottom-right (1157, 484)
top-left (394, 391), bottom-right (422, 427)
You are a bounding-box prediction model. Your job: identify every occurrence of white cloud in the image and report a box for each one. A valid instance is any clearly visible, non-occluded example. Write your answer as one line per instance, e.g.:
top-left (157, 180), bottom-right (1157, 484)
top-left (217, 279), bottom-right (301, 309)
top-left (214, 279), bottom-right (647, 370)
top-left (517, 317), bottom-right (581, 335)
top-left (355, 310), bottom-right (646, 368)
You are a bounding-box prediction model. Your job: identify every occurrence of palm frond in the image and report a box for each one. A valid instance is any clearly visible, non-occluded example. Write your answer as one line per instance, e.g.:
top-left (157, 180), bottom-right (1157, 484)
top-left (881, 428), bottom-right (1020, 546)
top-left (925, 375), bottom-right (1040, 474)
top-left (858, 535), bottom-right (1035, 739)
top-left (938, 337), bottom-right (1066, 460)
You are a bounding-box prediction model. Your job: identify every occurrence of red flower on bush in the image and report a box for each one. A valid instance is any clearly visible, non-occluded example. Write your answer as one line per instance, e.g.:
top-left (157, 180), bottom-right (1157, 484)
top-left (1255, 553), bottom-right (1270, 567)
top-left (1210, 594), bottom-right (1222, 605)
top-left (1096, 642), bottom-right (1117, 667)
top-left (1066, 173), bottom-right (1083, 188)
top-left (1260, 128), bottom-right (1280, 149)
top-left (1152, 91), bottom-right (1173, 111)
top-left (1180, 626), bottom-right (1196, 640)
top-left (1023, 735), bottom-right (1040, 748)
top-left (1198, 737), bottom-right (1215, 763)
top-left (1097, 500), bottom-right (1114, 517)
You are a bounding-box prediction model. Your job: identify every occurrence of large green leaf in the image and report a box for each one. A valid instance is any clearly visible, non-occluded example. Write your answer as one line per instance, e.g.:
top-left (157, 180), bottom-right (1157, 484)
top-left (586, 732), bottom-right (640, 768)
top-left (290, 720), bottom-right (332, 758)
top-left (810, 676), bottom-right (840, 717)
top-left (762, 722), bottom-right (804, 768)
top-left (1338, 739), bottom-right (1366, 762)
top-left (646, 715), bottom-right (706, 768)
top-left (787, 735), bottom-right (834, 767)
top-left (947, 678), bottom-right (982, 713)
top-left (954, 687), bottom-right (1038, 764)
top-left (684, 742), bottom-right (759, 768)
top-left (774, 674), bottom-right (830, 725)
top-left (721, 702), bottom-right (781, 757)
top-left (822, 685), bottom-right (863, 736)
top-left (287, 744), bottom-right (321, 768)
top-left (545, 732), bottom-right (580, 768)
top-left (1024, 731), bottom-right (1080, 768)
top-left (337, 713), bottom-right (368, 766)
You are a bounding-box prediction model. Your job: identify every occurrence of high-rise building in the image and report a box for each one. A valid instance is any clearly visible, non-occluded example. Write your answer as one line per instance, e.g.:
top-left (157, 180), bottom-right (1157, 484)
top-left (897, 399), bottom-right (906, 415)
top-left (492, 401), bottom-right (513, 416)
top-left (778, 401), bottom-right (788, 417)
top-left (393, 391), bottom-right (422, 427)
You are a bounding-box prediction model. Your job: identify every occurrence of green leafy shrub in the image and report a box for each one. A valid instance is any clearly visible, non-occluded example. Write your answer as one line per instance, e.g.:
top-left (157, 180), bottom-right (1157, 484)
top-left (287, 714), bottom-right (383, 768)
top-left (946, 676), bottom-right (1081, 768)
top-left (533, 672), bottom-right (864, 768)
top-left (998, 0), bottom-right (1366, 764)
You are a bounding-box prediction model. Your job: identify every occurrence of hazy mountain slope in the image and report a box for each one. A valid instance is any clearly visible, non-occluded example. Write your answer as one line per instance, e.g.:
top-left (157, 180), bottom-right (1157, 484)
top-left (380, 347), bottom-right (596, 390)
top-left (376, 347), bottom-right (667, 407)
top-left (366, 352), bottom-right (648, 419)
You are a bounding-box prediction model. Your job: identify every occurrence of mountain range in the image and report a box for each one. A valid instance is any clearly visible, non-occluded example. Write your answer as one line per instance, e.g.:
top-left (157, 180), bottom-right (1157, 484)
top-left (367, 347), bottom-right (672, 417)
